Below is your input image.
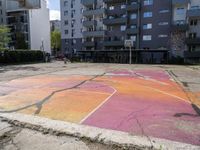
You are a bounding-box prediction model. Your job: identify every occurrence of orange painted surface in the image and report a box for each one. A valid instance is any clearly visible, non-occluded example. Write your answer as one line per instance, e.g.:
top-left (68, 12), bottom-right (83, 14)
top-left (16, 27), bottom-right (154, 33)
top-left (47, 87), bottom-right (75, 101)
top-left (36, 89), bottom-right (111, 123)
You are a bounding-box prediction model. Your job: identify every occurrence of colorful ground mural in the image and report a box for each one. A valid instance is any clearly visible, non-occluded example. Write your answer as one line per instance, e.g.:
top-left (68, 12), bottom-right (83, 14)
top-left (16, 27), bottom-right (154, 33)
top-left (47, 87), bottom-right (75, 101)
top-left (0, 69), bottom-right (200, 145)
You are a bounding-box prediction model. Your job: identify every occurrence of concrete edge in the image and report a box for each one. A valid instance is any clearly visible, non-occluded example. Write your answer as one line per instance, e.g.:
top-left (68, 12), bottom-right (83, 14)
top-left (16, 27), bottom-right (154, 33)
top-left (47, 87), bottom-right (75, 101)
top-left (0, 113), bottom-right (199, 150)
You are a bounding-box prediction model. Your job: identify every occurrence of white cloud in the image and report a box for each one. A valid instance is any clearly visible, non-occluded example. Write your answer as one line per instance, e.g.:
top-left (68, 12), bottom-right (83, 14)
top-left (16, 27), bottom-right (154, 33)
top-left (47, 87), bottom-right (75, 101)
top-left (50, 10), bottom-right (60, 20)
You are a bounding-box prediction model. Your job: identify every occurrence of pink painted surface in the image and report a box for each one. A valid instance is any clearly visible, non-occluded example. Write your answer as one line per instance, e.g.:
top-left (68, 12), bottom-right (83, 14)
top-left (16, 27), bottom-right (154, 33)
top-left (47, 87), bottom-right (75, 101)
top-left (83, 70), bottom-right (200, 145)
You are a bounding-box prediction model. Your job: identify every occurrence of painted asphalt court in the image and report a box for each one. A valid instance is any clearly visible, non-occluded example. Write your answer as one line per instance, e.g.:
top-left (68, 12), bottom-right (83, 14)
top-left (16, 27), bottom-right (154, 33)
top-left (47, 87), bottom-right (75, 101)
top-left (0, 69), bottom-right (200, 145)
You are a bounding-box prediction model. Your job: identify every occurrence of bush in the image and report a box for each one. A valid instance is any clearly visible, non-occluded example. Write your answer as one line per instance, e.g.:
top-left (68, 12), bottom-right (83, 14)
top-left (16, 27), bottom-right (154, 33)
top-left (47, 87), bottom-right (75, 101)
top-left (0, 50), bottom-right (44, 64)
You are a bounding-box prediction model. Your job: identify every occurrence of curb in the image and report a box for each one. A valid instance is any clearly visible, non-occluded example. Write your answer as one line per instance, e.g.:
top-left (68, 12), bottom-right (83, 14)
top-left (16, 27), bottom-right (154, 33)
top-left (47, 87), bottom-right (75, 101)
top-left (0, 113), bottom-right (199, 150)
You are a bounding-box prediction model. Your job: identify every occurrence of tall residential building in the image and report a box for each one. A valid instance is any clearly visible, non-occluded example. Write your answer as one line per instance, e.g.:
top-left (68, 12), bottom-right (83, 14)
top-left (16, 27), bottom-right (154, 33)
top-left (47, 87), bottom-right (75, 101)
top-left (60, 0), bottom-right (83, 58)
top-left (0, 0), bottom-right (51, 54)
top-left (185, 0), bottom-right (200, 63)
top-left (50, 20), bottom-right (61, 32)
top-left (0, 0), bottom-right (6, 24)
top-left (61, 0), bottom-right (200, 63)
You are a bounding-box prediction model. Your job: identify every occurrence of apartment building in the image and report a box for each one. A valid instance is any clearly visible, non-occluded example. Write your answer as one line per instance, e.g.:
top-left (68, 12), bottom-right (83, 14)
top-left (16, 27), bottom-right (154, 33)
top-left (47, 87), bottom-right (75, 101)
top-left (0, 0), bottom-right (51, 53)
top-left (61, 0), bottom-right (200, 63)
top-left (0, 0), bottom-right (6, 24)
top-left (60, 0), bottom-right (83, 58)
top-left (185, 0), bottom-right (200, 63)
top-left (50, 20), bottom-right (61, 32)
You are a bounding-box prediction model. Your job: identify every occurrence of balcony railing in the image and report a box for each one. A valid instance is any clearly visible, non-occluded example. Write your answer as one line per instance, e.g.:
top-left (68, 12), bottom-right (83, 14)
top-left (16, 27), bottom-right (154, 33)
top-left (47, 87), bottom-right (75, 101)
top-left (185, 38), bottom-right (200, 45)
top-left (127, 3), bottom-right (140, 11)
top-left (81, 0), bottom-right (96, 6)
top-left (83, 20), bottom-right (97, 27)
top-left (103, 0), bottom-right (125, 4)
top-left (83, 8), bottom-right (105, 16)
top-left (83, 41), bottom-right (95, 47)
top-left (83, 30), bottom-right (105, 37)
top-left (126, 28), bottom-right (139, 35)
top-left (172, 0), bottom-right (189, 5)
top-left (171, 21), bottom-right (188, 32)
top-left (187, 8), bottom-right (200, 18)
top-left (103, 18), bottom-right (126, 25)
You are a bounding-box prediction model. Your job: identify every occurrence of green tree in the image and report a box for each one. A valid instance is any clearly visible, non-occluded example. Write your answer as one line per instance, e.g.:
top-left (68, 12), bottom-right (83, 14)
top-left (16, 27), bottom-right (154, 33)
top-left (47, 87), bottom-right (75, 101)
top-left (51, 30), bottom-right (61, 56)
top-left (15, 32), bottom-right (28, 49)
top-left (0, 25), bottom-right (11, 50)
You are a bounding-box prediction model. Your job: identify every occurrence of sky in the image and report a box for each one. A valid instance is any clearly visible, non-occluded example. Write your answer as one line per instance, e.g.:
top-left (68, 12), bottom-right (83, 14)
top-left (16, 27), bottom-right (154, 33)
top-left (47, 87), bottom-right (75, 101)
top-left (47, 0), bottom-right (60, 20)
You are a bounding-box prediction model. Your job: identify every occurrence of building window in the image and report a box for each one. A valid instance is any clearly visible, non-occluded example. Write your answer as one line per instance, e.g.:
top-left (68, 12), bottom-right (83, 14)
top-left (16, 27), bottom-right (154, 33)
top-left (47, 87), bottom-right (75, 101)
top-left (176, 8), bottom-right (185, 15)
top-left (109, 6), bottom-right (114, 10)
top-left (64, 11), bottom-right (68, 16)
top-left (121, 4), bottom-right (126, 9)
top-left (130, 13), bottom-right (137, 19)
top-left (130, 36), bottom-right (136, 41)
top-left (130, 25), bottom-right (137, 29)
top-left (120, 25), bottom-right (126, 31)
top-left (64, 20), bottom-right (68, 25)
top-left (189, 46), bottom-right (196, 52)
top-left (158, 34), bottom-right (168, 38)
top-left (71, 10), bottom-right (75, 18)
top-left (64, 1), bottom-right (68, 7)
top-left (143, 12), bottom-right (152, 18)
top-left (158, 22), bottom-right (169, 26)
top-left (189, 33), bottom-right (196, 39)
top-left (143, 35), bottom-right (152, 41)
top-left (143, 23), bottom-right (152, 29)
top-left (144, 0), bottom-right (153, 6)
top-left (190, 19), bottom-right (197, 26)
top-left (65, 30), bottom-right (68, 34)
top-left (159, 9), bottom-right (169, 13)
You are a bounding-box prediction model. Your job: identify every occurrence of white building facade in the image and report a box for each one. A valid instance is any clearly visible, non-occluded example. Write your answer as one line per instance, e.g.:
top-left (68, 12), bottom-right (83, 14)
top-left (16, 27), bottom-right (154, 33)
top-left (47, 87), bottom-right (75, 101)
top-left (0, 0), bottom-right (51, 54)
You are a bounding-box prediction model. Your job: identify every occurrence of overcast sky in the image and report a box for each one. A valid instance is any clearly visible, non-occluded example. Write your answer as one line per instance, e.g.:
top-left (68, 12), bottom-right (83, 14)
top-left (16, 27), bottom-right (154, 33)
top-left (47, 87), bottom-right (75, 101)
top-left (47, 0), bottom-right (60, 20)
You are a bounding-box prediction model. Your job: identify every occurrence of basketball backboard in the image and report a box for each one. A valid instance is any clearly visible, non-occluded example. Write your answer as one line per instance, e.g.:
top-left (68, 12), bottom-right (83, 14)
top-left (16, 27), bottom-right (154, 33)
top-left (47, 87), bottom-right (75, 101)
top-left (6, 0), bottom-right (41, 11)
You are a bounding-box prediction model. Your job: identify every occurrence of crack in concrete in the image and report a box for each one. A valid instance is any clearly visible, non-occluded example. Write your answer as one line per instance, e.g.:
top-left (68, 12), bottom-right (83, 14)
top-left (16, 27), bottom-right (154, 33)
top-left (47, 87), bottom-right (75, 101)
top-left (115, 105), bottom-right (154, 148)
top-left (0, 70), bottom-right (112, 114)
top-left (0, 126), bottom-right (22, 150)
top-left (167, 70), bottom-right (200, 116)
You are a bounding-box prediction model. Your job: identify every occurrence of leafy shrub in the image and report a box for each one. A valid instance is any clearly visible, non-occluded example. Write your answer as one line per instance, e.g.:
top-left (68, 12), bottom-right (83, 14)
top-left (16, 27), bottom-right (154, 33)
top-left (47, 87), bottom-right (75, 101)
top-left (0, 50), bottom-right (44, 64)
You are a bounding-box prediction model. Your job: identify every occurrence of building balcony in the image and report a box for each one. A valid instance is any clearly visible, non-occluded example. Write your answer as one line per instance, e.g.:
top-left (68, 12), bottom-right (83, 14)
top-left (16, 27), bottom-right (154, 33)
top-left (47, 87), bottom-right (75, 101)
top-left (185, 38), bottom-right (200, 45)
top-left (83, 8), bottom-right (105, 16)
top-left (187, 8), bottom-right (200, 18)
top-left (126, 28), bottom-right (139, 35)
top-left (184, 51), bottom-right (200, 58)
top-left (106, 7), bottom-right (126, 15)
top-left (103, 0), bottom-right (125, 4)
top-left (171, 23), bottom-right (188, 32)
top-left (127, 3), bottom-right (140, 11)
top-left (103, 18), bottom-right (126, 25)
top-left (83, 41), bottom-right (95, 47)
top-left (103, 41), bottom-right (124, 47)
top-left (172, 0), bottom-right (189, 5)
top-left (81, 0), bottom-right (96, 6)
top-left (83, 31), bottom-right (105, 37)
top-left (83, 20), bottom-right (97, 27)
